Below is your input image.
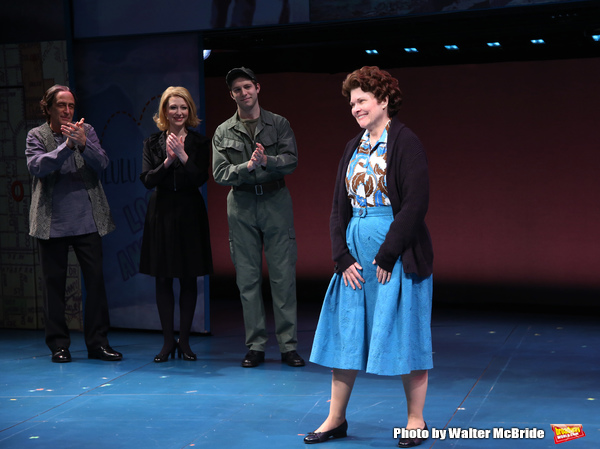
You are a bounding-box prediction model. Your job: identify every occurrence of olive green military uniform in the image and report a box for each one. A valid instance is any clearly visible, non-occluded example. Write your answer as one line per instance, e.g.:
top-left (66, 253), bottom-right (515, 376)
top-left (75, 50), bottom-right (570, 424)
top-left (213, 108), bottom-right (298, 352)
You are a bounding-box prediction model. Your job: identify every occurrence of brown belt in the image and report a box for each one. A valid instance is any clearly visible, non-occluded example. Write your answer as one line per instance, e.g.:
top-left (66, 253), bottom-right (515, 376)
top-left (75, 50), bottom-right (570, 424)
top-left (232, 179), bottom-right (286, 195)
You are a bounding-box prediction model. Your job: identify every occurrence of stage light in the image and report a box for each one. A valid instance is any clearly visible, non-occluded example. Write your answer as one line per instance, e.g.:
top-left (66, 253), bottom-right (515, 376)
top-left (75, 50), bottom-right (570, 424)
top-left (530, 39), bottom-right (545, 44)
top-left (404, 47), bottom-right (418, 53)
top-left (487, 42), bottom-right (501, 47)
top-left (365, 49), bottom-right (379, 55)
top-left (592, 35), bottom-right (600, 42)
top-left (444, 45), bottom-right (459, 50)
top-left (203, 49), bottom-right (212, 59)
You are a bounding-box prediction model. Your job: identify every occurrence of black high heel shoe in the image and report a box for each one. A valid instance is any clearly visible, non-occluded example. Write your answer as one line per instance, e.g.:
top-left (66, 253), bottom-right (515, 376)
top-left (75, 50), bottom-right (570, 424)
top-left (397, 422), bottom-right (428, 448)
top-left (304, 420), bottom-right (348, 444)
top-left (153, 341), bottom-right (177, 363)
top-left (177, 339), bottom-right (197, 361)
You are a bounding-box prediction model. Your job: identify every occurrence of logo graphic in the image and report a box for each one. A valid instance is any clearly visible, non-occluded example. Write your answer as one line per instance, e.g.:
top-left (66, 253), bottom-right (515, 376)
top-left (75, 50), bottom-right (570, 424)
top-left (551, 424), bottom-right (585, 444)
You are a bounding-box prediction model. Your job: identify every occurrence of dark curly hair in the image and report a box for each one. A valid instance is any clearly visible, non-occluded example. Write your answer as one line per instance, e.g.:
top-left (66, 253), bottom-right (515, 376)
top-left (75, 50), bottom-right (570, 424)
top-left (40, 85), bottom-right (75, 123)
top-left (341, 66), bottom-right (403, 116)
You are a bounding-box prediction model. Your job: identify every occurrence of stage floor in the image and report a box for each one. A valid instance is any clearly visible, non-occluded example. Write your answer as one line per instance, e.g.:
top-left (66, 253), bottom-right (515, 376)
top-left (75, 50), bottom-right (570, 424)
top-left (1, 298), bottom-right (598, 449)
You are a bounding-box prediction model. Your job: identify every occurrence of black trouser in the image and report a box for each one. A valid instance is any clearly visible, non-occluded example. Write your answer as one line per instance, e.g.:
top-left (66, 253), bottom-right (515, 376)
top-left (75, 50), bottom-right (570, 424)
top-left (38, 232), bottom-right (110, 352)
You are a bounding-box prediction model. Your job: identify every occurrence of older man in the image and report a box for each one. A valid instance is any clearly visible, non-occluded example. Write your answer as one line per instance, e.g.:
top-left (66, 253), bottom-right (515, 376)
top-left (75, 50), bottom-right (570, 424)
top-left (26, 85), bottom-right (122, 363)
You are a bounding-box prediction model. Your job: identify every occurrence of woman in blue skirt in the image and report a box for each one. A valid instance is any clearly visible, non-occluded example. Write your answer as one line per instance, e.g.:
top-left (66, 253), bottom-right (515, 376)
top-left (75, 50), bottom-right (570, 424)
top-left (304, 67), bottom-right (434, 448)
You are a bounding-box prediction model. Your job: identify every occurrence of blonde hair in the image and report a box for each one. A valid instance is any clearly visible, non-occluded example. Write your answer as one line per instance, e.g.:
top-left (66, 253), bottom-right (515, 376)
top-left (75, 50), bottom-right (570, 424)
top-left (154, 86), bottom-right (201, 131)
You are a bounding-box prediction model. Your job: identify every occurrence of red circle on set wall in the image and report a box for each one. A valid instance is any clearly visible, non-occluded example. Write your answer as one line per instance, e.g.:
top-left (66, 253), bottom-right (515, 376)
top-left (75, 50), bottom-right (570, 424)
top-left (11, 180), bottom-right (24, 202)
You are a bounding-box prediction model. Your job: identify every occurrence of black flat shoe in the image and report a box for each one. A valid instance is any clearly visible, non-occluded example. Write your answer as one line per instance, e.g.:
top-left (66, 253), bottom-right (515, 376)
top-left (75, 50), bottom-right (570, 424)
top-left (304, 420), bottom-right (348, 444)
top-left (88, 345), bottom-right (123, 361)
top-left (397, 423), bottom-right (428, 448)
top-left (154, 342), bottom-right (177, 363)
top-left (51, 347), bottom-right (71, 363)
top-left (241, 350), bottom-right (265, 367)
top-left (177, 340), bottom-right (197, 361)
top-left (281, 350), bottom-right (305, 367)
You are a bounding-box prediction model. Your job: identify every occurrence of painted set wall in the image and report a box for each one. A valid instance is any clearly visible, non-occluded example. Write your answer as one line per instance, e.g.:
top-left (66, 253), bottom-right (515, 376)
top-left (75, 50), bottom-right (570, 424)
top-left (71, 34), bottom-right (211, 331)
top-left (0, 41), bottom-right (80, 330)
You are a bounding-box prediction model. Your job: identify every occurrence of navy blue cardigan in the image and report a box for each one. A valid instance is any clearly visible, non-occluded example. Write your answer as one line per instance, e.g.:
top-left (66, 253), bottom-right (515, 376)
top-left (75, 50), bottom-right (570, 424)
top-left (329, 116), bottom-right (433, 278)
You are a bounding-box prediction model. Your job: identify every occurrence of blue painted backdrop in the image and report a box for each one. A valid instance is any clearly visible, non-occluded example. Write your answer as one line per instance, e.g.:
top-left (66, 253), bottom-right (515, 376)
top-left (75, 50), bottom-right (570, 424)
top-left (72, 34), bottom-right (209, 331)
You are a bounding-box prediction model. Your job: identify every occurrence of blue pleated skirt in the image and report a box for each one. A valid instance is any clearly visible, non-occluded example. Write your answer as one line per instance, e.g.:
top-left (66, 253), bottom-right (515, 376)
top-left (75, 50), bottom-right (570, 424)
top-left (309, 206), bottom-right (433, 376)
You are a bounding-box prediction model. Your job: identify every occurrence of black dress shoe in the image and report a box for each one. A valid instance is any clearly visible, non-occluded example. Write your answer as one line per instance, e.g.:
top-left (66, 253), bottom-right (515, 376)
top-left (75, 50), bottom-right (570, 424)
top-left (397, 423), bottom-right (428, 448)
top-left (51, 347), bottom-right (71, 363)
top-left (281, 350), bottom-right (305, 367)
top-left (177, 339), bottom-right (197, 361)
top-left (154, 341), bottom-right (177, 363)
top-left (88, 345), bottom-right (123, 361)
top-left (179, 350), bottom-right (197, 361)
top-left (241, 350), bottom-right (265, 367)
top-left (304, 420), bottom-right (348, 444)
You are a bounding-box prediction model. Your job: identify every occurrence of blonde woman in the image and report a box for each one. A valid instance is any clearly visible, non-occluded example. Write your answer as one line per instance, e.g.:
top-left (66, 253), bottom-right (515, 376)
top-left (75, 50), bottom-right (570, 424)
top-left (139, 86), bottom-right (213, 362)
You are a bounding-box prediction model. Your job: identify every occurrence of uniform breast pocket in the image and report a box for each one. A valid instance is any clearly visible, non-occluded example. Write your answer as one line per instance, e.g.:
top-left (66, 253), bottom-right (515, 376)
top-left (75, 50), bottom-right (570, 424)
top-left (221, 138), bottom-right (246, 165)
top-left (257, 133), bottom-right (276, 156)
